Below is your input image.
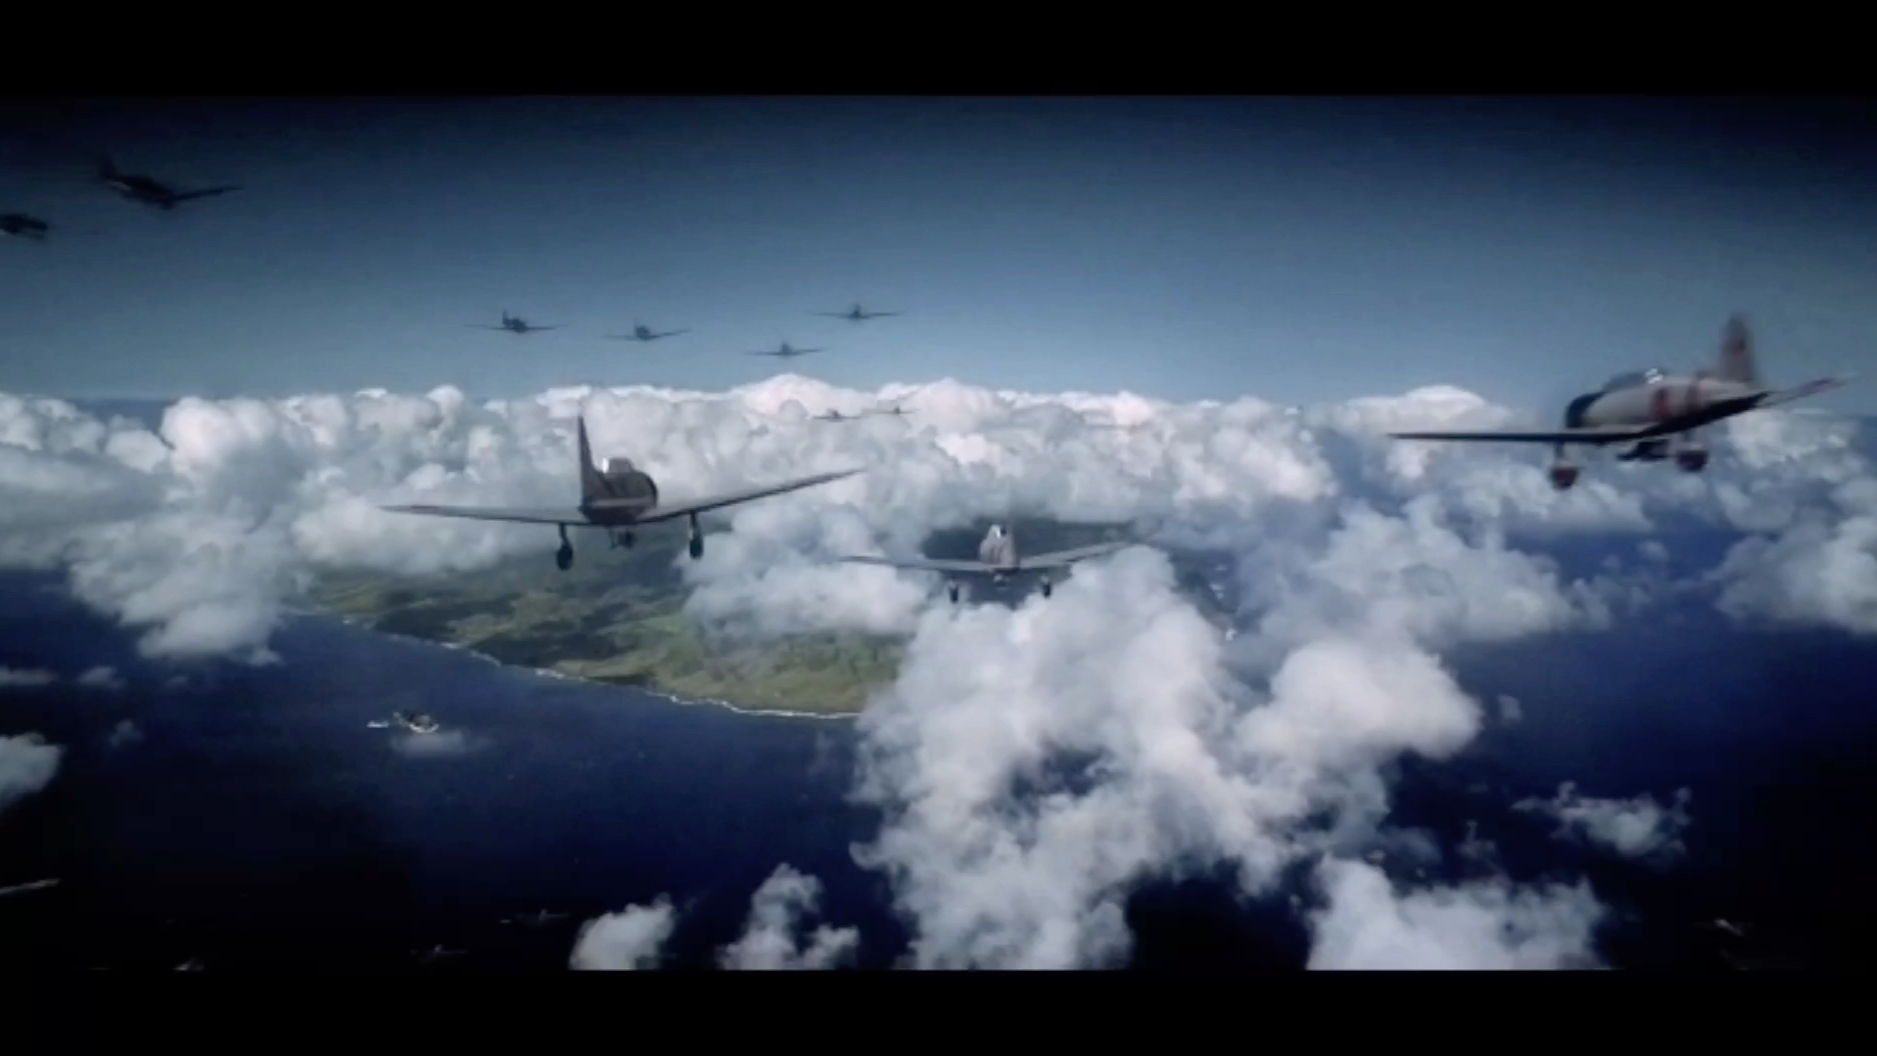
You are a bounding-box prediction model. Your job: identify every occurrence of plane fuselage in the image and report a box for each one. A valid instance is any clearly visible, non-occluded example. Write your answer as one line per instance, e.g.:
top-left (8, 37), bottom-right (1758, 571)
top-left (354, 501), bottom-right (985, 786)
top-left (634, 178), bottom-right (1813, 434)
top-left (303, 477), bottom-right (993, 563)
top-left (1564, 374), bottom-right (1763, 433)
top-left (979, 525), bottom-right (1019, 573)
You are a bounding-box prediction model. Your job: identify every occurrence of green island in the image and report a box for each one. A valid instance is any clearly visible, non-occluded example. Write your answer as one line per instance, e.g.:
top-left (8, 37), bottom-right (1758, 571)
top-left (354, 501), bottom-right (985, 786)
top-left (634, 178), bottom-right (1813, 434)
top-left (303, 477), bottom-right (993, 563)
top-left (303, 518), bottom-right (1233, 716)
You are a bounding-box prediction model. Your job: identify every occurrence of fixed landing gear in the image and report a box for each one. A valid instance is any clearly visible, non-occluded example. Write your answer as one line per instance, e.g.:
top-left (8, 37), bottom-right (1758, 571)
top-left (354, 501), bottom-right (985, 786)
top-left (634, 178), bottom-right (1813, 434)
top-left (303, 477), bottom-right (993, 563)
top-left (1675, 433), bottom-right (1709, 472)
top-left (609, 530), bottom-right (635, 549)
top-left (1040, 579), bottom-right (1053, 599)
top-left (1548, 443), bottom-right (1579, 491)
top-left (947, 580), bottom-right (960, 604)
top-left (555, 524), bottom-right (573, 571)
top-left (687, 513), bottom-right (703, 559)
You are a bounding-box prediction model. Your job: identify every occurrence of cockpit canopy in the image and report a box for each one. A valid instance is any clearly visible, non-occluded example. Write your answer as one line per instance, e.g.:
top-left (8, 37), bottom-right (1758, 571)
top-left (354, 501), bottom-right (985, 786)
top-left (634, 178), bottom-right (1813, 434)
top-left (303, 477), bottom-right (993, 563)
top-left (1600, 367), bottom-right (1666, 392)
top-left (602, 456), bottom-right (636, 474)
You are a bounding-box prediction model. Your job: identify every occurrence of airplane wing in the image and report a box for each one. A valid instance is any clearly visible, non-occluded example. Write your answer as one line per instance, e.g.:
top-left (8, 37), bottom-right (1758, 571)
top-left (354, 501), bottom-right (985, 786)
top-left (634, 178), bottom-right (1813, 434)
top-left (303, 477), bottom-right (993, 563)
top-left (1017, 540), bottom-right (1134, 570)
top-left (655, 329), bottom-right (689, 338)
top-left (1389, 424), bottom-right (1648, 445)
top-left (631, 468), bottom-right (863, 523)
top-left (379, 504), bottom-right (593, 526)
top-left (839, 555), bottom-right (996, 575)
top-left (0, 878), bottom-right (59, 898)
top-left (172, 185), bottom-right (240, 202)
top-left (528, 325), bottom-right (563, 331)
top-left (1755, 375), bottom-right (1853, 409)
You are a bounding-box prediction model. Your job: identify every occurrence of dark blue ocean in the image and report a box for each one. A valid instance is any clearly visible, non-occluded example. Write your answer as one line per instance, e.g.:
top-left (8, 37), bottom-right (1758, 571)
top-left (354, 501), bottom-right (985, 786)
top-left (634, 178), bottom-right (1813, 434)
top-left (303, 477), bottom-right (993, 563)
top-left (0, 572), bottom-right (902, 972)
top-left (7, 565), bottom-right (1877, 972)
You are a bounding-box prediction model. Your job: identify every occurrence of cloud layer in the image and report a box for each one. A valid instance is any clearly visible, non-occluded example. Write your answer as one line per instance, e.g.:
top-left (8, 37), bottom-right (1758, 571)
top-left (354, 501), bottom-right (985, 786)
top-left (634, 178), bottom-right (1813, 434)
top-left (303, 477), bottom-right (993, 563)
top-left (3, 374), bottom-right (1871, 968)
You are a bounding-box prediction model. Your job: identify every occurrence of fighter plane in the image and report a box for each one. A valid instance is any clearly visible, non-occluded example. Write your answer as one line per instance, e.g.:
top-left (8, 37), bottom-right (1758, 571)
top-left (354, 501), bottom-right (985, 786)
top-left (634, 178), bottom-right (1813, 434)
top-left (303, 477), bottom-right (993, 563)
top-left (501, 909), bottom-right (570, 927)
top-left (606, 321), bottom-right (689, 342)
top-left (746, 341), bottom-right (823, 359)
top-left (815, 303), bottom-right (904, 322)
top-left (1388, 315), bottom-right (1854, 490)
top-left (839, 524), bottom-right (1133, 603)
top-left (96, 157), bottom-right (240, 210)
top-left (469, 311), bottom-right (561, 334)
top-left (1, 213), bottom-right (49, 241)
top-left (0, 878), bottom-right (58, 898)
top-left (380, 415), bottom-right (861, 570)
top-left (368, 710), bottom-right (441, 734)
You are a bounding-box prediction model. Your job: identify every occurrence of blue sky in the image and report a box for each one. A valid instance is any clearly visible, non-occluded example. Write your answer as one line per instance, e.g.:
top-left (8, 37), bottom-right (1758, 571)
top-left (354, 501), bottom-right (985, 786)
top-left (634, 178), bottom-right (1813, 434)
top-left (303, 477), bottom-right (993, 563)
top-left (2, 96), bottom-right (1873, 413)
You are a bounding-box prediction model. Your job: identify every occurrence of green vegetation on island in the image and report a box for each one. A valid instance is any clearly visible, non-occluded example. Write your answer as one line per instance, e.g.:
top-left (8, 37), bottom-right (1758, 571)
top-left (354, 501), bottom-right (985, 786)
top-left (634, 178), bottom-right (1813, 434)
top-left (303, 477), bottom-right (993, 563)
top-left (302, 518), bottom-right (1233, 716)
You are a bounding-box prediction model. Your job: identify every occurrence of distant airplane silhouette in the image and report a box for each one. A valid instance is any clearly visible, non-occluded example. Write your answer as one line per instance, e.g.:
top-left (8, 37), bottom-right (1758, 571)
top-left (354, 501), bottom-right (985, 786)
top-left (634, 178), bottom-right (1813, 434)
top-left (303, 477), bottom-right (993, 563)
top-left (97, 156), bottom-right (239, 210)
top-left (1, 212), bottom-right (49, 241)
top-left (468, 311), bottom-right (561, 334)
top-left (815, 303), bottom-right (904, 322)
top-left (607, 322), bottom-right (689, 342)
top-left (746, 341), bottom-right (823, 359)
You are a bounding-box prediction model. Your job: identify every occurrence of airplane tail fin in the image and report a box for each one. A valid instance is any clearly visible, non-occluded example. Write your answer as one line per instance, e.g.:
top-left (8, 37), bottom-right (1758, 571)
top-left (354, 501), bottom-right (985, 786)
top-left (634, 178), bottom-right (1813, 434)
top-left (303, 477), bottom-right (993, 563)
top-left (577, 416), bottom-right (606, 502)
top-left (1715, 314), bottom-right (1762, 387)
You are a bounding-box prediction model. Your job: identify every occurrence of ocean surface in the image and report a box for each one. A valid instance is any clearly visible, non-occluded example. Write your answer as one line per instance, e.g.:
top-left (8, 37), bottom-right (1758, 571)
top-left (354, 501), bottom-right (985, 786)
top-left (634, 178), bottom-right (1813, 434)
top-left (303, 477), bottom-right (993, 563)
top-left (0, 572), bottom-right (902, 972)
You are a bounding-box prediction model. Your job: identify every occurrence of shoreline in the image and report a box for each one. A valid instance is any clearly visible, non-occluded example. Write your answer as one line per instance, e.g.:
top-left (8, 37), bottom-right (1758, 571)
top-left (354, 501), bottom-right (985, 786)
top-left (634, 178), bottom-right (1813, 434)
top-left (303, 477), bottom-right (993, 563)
top-left (289, 605), bottom-right (864, 723)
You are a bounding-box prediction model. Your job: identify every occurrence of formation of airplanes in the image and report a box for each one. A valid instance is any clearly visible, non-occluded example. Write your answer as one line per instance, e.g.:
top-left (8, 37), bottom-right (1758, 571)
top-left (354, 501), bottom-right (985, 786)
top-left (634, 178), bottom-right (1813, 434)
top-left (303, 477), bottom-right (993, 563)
top-left (376, 313), bottom-right (1853, 602)
top-left (1390, 315), bottom-right (1852, 490)
top-left (8, 150), bottom-right (1856, 603)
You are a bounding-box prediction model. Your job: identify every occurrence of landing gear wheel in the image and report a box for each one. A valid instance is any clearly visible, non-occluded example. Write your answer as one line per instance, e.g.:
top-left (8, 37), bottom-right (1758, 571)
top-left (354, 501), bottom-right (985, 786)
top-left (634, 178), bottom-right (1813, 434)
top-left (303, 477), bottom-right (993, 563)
top-left (947, 581), bottom-right (960, 604)
top-left (1548, 464), bottom-right (1579, 491)
top-left (556, 543), bottom-right (573, 570)
top-left (1041, 580), bottom-right (1052, 598)
top-left (1676, 448), bottom-right (1709, 472)
top-left (688, 534), bottom-right (703, 559)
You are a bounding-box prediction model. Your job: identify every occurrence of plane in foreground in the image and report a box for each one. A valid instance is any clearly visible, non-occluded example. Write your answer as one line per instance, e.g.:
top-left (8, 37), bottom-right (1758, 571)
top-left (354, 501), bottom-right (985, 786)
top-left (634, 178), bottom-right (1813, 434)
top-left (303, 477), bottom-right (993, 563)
top-left (816, 303), bottom-right (904, 322)
top-left (1, 213), bottom-right (49, 241)
top-left (840, 524), bottom-right (1132, 602)
top-left (469, 311), bottom-right (561, 334)
top-left (1388, 315), bottom-right (1854, 490)
top-left (381, 416), bottom-right (860, 570)
top-left (97, 157), bottom-right (240, 210)
top-left (746, 341), bottom-right (823, 359)
top-left (607, 322), bottom-right (688, 342)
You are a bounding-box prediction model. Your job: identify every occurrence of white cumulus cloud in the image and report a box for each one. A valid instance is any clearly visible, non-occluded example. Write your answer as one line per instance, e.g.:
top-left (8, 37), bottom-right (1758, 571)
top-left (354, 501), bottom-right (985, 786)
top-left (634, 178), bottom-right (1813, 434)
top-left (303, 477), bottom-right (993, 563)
top-left (0, 667), bottom-right (58, 688)
top-left (0, 733), bottom-right (62, 814)
top-left (717, 865), bottom-right (860, 970)
top-left (0, 373), bottom-right (1868, 970)
top-left (568, 896), bottom-right (678, 970)
top-left (1515, 782), bottom-right (1694, 862)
